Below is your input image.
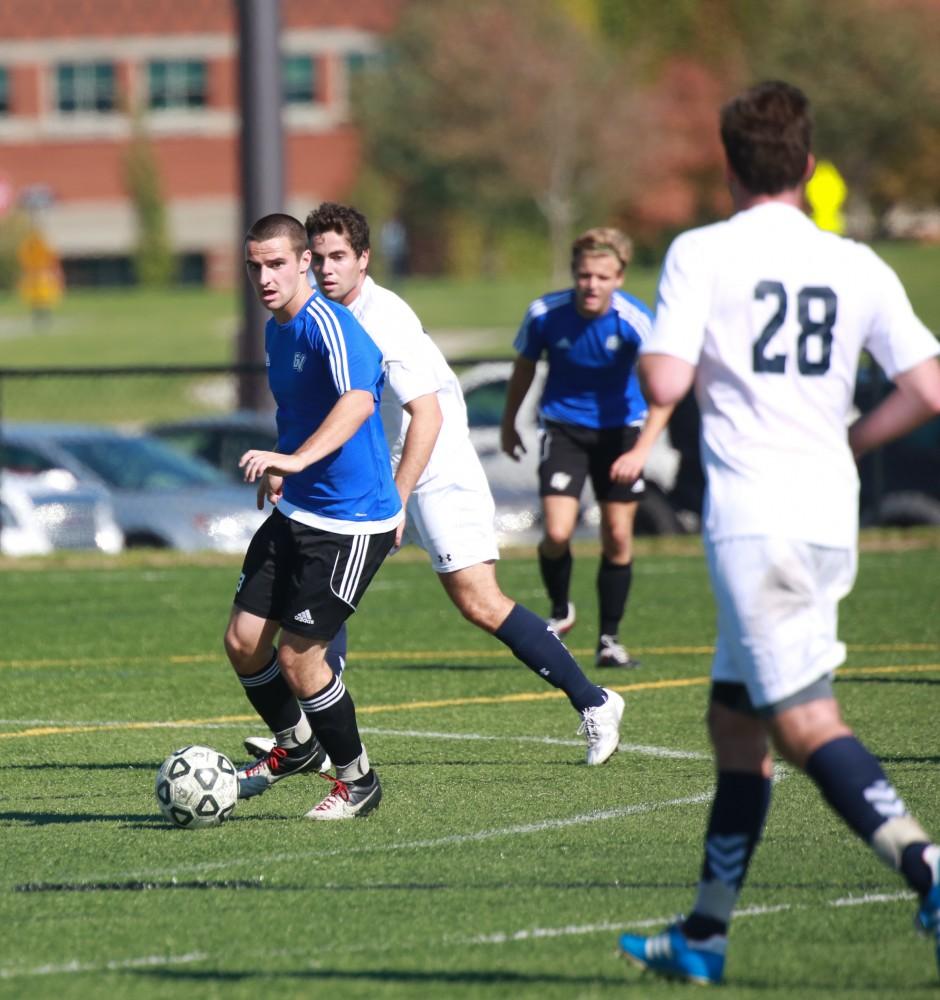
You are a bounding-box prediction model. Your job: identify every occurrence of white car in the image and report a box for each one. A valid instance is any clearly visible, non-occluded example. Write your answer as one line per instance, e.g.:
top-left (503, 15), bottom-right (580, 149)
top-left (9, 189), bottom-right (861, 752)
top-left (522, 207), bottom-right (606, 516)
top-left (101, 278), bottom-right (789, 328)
top-left (0, 471), bottom-right (124, 556)
top-left (458, 361), bottom-right (686, 544)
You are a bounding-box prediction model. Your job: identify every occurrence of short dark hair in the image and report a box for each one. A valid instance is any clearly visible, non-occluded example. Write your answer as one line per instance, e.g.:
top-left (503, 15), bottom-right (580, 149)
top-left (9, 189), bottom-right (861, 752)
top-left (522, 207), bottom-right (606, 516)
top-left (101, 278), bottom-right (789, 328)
top-left (720, 81), bottom-right (813, 195)
top-left (245, 213), bottom-right (308, 258)
top-left (305, 202), bottom-right (371, 257)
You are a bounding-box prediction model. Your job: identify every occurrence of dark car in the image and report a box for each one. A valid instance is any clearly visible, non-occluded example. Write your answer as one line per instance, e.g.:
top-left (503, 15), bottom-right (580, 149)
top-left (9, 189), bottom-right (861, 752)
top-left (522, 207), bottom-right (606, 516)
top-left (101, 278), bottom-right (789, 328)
top-left (148, 412), bottom-right (277, 483)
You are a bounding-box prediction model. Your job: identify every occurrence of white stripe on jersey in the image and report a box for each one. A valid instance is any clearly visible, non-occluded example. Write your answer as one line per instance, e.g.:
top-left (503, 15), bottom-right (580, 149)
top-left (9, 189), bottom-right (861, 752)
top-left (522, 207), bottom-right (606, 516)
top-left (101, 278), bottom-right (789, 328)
top-left (613, 292), bottom-right (652, 341)
top-left (527, 289), bottom-right (571, 320)
top-left (307, 296), bottom-right (351, 394)
top-left (516, 290), bottom-right (572, 352)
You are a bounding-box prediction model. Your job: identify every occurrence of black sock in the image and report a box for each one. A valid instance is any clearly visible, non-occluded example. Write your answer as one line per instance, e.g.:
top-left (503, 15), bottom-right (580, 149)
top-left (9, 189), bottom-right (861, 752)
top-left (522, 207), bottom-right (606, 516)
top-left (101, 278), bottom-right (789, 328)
top-left (539, 546), bottom-right (572, 618)
top-left (237, 651), bottom-right (302, 735)
top-left (597, 557), bottom-right (632, 639)
top-left (298, 674), bottom-right (363, 770)
top-left (901, 842), bottom-right (935, 896)
top-left (494, 603), bottom-right (605, 712)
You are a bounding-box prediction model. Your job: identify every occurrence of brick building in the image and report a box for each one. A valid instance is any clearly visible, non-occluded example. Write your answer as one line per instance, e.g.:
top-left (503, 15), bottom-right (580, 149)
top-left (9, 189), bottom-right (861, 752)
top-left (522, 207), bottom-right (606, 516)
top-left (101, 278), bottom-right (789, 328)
top-left (0, 0), bottom-right (404, 286)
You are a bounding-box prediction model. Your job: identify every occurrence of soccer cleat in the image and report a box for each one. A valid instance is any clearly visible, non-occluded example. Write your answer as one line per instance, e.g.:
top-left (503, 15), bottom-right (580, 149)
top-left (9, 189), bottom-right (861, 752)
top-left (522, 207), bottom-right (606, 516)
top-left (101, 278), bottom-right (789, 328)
top-left (619, 923), bottom-right (726, 986)
top-left (915, 882), bottom-right (940, 977)
top-left (595, 635), bottom-right (641, 669)
top-left (305, 771), bottom-right (382, 820)
top-left (237, 737), bottom-right (332, 799)
top-left (578, 688), bottom-right (624, 765)
top-left (546, 602), bottom-right (576, 636)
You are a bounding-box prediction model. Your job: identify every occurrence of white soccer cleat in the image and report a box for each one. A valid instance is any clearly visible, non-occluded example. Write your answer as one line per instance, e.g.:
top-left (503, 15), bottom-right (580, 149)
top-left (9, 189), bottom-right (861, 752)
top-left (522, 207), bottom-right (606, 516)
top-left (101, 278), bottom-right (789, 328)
top-left (305, 771), bottom-right (382, 820)
top-left (578, 688), bottom-right (624, 765)
top-left (546, 602), bottom-right (576, 636)
top-left (595, 635), bottom-right (641, 669)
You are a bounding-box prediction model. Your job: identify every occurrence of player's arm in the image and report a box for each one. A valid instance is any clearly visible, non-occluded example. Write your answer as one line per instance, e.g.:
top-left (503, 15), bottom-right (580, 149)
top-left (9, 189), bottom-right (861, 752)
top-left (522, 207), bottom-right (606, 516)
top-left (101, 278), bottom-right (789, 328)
top-left (240, 389), bottom-right (375, 483)
top-left (393, 391), bottom-right (443, 544)
top-left (848, 355), bottom-right (940, 459)
top-left (500, 355), bottom-right (537, 460)
top-left (610, 401), bottom-right (675, 484)
top-left (638, 353), bottom-right (696, 408)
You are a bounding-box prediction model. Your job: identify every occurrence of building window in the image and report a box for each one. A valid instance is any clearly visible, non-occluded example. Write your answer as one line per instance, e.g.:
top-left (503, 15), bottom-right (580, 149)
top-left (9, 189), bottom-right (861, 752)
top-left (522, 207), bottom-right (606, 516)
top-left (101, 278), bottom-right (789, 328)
top-left (56, 62), bottom-right (115, 113)
top-left (148, 60), bottom-right (207, 110)
top-left (283, 55), bottom-right (318, 104)
top-left (0, 67), bottom-right (9, 114)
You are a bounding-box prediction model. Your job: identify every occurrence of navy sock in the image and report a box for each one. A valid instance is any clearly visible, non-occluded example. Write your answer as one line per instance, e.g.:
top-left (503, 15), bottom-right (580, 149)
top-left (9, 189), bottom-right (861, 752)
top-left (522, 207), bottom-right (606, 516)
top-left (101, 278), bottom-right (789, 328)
top-left (597, 557), bottom-right (632, 639)
top-left (494, 603), bottom-right (605, 712)
top-left (299, 674), bottom-right (363, 770)
top-left (538, 547), bottom-right (572, 618)
top-left (237, 650), bottom-right (302, 735)
top-left (806, 735), bottom-right (904, 842)
top-left (901, 843), bottom-right (935, 896)
top-left (326, 622), bottom-right (347, 677)
top-left (684, 770), bottom-right (772, 939)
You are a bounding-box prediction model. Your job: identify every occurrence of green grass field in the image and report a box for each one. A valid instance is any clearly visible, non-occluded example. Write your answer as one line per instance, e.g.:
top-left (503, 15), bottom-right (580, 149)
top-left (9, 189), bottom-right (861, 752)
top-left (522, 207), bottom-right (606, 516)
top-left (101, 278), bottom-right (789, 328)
top-left (2, 535), bottom-right (939, 999)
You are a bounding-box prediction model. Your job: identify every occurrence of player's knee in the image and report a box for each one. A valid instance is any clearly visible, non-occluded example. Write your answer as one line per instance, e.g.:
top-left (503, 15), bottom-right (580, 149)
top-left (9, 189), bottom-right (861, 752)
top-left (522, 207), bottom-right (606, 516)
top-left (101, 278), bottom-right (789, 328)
top-left (223, 626), bottom-right (258, 670)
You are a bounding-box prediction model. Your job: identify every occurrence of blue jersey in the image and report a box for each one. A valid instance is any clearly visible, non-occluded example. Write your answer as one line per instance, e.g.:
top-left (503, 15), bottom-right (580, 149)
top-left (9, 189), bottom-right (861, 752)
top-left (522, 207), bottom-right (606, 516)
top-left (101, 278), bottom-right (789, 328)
top-left (266, 290), bottom-right (402, 532)
top-left (514, 289), bottom-right (652, 429)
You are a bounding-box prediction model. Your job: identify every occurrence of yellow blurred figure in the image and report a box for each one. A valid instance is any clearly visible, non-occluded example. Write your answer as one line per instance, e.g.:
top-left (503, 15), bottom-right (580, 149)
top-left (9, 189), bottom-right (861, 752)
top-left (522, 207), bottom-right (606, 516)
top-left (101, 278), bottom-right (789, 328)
top-left (806, 160), bottom-right (848, 234)
top-left (17, 229), bottom-right (64, 323)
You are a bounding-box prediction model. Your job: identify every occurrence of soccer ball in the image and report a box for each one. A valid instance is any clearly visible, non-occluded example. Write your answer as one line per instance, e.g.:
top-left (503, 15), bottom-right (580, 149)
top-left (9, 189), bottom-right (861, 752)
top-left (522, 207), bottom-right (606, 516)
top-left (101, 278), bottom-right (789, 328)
top-left (155, 744), bottom-right (238, 829)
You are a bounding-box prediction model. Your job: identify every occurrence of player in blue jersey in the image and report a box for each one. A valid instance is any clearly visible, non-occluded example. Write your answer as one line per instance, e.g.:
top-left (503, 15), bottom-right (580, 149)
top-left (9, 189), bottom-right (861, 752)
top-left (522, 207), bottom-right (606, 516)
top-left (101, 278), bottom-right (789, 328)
top-left (223, 213), bottom-right (403, 820)
top-left (501, 228), bottom-right (673, 668)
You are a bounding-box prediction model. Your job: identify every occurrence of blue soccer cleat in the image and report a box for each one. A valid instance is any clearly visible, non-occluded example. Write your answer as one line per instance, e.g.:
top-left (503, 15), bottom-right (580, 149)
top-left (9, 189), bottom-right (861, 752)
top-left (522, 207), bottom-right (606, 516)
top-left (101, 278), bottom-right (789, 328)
top-left (619, 923), bottom-right (726, 986)
top-left (916, 883), bottom-right (940, 978)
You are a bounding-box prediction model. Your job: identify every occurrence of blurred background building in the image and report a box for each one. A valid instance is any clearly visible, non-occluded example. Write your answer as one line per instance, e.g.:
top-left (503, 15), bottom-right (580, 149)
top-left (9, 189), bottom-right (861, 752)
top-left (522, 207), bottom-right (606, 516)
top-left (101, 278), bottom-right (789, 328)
top-left (0, 0), bottom-right (403, 287)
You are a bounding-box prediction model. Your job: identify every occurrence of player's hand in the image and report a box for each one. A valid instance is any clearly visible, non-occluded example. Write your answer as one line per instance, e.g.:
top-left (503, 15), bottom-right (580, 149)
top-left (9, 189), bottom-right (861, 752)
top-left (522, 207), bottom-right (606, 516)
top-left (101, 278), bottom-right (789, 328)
top-left (609, 450), bottom-right (644, 484)
top-left (256, 472), bottom-right (284, 510)
top-left (500, 426), bottom-right (526, 461)
top-left (394, 518), bottom-right (406, 549)
top-left (239, 449), bottom-right (304, 483)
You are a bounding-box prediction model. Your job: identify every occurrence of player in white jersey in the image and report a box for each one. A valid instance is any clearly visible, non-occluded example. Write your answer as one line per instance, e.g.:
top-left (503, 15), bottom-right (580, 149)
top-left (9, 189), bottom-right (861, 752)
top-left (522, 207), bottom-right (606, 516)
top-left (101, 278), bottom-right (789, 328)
top-left (618, 81), bottom-right (940, 986)
top-left (286, 202), bottom-right (624, 765)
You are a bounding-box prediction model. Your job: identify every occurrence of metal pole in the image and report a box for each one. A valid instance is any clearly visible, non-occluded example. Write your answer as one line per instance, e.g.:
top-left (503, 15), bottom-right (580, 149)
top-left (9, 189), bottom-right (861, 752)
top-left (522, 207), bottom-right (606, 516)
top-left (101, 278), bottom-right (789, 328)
top-left (235, 0), bottom-right (284, 411)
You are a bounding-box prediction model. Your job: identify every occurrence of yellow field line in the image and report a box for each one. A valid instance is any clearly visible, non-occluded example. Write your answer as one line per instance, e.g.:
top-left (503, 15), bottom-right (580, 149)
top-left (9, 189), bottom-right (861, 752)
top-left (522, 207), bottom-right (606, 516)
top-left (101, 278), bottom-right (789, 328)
top-left (1, 642), bottom-right (937, 671)
top-left (1, 663), bottom-right (937, 742)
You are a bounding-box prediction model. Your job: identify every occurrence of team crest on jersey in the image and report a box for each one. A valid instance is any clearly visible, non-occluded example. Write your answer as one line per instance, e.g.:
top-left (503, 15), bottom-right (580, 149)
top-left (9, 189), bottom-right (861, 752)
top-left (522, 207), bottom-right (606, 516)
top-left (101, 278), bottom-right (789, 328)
top-left (605, 334), bottom-right (621, 351)
top-left (293, 352), bottom-right (306, 373)
top-left (556, 337), bottom-right (572, 350)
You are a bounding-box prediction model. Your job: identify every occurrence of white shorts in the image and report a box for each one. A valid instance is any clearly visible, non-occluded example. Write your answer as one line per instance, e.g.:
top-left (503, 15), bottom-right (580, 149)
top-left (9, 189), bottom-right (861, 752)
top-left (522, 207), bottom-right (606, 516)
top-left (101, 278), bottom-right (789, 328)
top-left (404, 475), bottom-right (499, 574)
top-left (705, 536), bottom-right (857, 709)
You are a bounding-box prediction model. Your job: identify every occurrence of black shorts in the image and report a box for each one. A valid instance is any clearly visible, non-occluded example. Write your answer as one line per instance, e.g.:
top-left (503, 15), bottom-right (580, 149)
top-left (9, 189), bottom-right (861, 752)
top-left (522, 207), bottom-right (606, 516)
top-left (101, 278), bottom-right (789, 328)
top-left (538, 419), bottom-right (647, 503)
top-left (233, 508), bottom-right (397, 640)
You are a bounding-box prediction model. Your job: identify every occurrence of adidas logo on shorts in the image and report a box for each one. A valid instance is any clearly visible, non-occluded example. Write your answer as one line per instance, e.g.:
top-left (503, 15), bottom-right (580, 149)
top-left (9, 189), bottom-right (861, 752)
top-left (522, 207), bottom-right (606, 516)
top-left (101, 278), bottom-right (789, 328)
top-left (294, 609), bottom-right (315, 625)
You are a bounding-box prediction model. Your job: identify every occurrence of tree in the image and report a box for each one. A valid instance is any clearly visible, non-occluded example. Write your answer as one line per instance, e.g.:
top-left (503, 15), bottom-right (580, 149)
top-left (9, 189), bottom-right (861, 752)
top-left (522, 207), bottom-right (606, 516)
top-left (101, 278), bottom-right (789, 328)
top-left (123, 116), bottom-right (174, 287)
top-left (355, 0), bottom-right (646, 282)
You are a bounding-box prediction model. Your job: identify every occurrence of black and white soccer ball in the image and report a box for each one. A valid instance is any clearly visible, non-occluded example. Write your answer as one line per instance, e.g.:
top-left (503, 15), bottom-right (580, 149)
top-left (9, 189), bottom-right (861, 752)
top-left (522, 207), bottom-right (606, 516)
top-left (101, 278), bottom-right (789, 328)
top-left (155, 744), bottom-right (238, 829)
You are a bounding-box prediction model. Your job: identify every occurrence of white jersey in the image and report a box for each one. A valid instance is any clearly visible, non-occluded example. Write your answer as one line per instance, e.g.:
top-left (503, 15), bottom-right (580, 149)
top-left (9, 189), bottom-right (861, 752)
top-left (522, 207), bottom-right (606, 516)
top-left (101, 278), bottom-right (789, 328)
top-left (349, 276), bottom-right (491, 496)
top-left (645, 202), bottom-right (939, 547)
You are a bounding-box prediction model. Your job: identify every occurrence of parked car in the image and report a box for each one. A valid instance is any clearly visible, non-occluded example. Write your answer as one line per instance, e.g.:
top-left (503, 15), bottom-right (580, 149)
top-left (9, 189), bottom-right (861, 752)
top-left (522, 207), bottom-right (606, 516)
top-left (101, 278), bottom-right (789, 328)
top-left (0, 471), bottom-right (124, 556)
top-left (855, 361), bottom-right (940, 527)
top-left (148, 412), bottom-right (277, 483)
top-left (458, 361), bottom-right (686, 542)
top-left (1, 424), bottom-right (265, 552)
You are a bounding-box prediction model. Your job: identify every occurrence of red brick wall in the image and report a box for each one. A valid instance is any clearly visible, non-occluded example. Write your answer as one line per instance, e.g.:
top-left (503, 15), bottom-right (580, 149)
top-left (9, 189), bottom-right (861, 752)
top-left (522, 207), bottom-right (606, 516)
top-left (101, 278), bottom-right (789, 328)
top-left (0, 0), bottom-right (404, 38)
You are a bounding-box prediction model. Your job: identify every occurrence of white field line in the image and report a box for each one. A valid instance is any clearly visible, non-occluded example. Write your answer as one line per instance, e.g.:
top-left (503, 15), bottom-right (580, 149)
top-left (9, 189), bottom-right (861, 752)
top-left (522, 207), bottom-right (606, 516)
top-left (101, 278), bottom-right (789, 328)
top-left (0, 951), bottom-right (208, 980)
top-left (57, 793), bottom-right (716, 886)
top-left (0, 892), bottom-right (916, 980)
top-left (461, 893), bottom-right (914, 945)
top-left (0, 720), bottom-right (711, 760)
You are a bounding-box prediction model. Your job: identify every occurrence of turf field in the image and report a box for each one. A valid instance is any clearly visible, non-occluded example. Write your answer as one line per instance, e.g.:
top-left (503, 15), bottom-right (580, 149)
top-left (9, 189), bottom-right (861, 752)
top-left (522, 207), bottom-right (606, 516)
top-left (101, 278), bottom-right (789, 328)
top-left (2, 534), bottom-right (939, 999)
